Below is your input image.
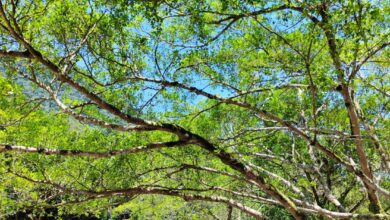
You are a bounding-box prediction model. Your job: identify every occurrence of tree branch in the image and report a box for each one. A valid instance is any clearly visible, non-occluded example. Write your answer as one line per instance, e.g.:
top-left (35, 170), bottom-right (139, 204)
top-left (0, 141), bottom-right (189, 158)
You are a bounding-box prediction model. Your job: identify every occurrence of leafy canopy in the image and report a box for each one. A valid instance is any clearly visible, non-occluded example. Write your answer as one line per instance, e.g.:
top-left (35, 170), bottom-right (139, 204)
top-left (0, 0), bottom-right (389, 219)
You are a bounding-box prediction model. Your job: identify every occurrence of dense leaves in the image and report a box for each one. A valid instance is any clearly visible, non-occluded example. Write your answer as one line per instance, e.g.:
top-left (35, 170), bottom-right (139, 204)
top-left (0, 0), bottom-right (389, 219)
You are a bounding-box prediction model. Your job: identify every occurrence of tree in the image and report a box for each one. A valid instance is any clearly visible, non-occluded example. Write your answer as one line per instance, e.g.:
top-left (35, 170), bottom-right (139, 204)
top-left (0, 0), bottom-right (389, 219)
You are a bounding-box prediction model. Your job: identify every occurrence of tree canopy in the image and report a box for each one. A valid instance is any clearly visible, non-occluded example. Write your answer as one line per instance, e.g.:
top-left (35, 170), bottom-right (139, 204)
top-left (0, 0), bottom-right (389, 219)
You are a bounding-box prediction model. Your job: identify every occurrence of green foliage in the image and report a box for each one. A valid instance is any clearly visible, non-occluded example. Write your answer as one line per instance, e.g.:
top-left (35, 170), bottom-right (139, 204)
top-left (0, 0), bottom-right (389, 219)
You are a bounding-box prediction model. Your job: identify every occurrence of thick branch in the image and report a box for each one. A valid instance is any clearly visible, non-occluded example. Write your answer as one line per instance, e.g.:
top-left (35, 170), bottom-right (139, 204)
top-left (13, 175), bottom-right (267, 220)
top-left (318, 5), bottom-right (382, 213)
top-left (0, 141), bottom-right (188, 157)
top-left (0, 50), bottom-right (31, 58)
